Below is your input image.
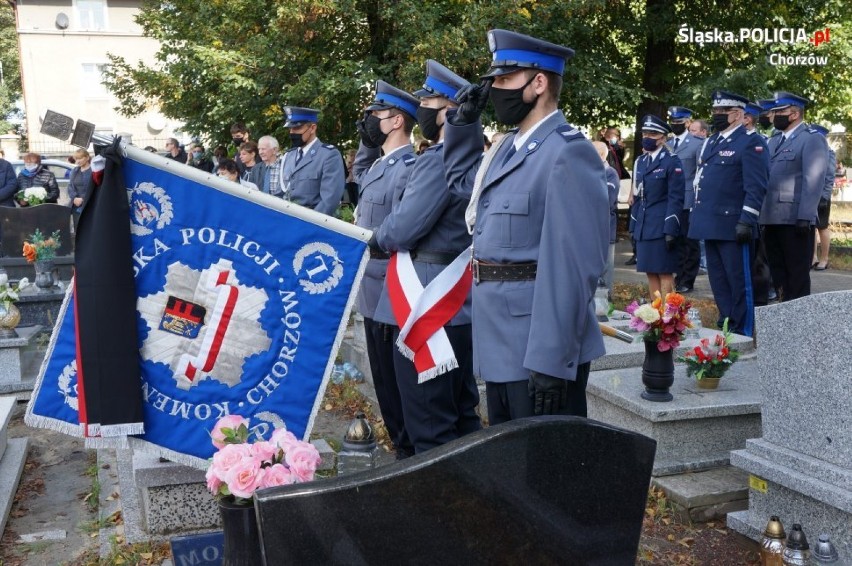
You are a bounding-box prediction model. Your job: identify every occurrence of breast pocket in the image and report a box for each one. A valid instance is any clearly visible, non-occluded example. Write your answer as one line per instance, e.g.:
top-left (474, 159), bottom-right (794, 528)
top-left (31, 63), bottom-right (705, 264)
top-left (495, 193), bottom-right (531, 248)
top-left (773, 153), bottom-right (797, 203)
top-left (360, 189), bottom-right (387, 226)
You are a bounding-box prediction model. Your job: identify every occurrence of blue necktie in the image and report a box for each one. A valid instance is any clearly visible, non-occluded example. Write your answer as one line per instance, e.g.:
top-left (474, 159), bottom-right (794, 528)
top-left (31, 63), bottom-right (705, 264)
top-left (673, 138), bottom-right (680, 151)
top-left (295, 149), bottom-right (303, 166)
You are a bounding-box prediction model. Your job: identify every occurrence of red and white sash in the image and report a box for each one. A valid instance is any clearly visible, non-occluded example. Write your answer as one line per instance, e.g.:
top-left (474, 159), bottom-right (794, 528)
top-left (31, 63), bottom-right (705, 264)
top-left (386, 248), bottom-right (472, 383)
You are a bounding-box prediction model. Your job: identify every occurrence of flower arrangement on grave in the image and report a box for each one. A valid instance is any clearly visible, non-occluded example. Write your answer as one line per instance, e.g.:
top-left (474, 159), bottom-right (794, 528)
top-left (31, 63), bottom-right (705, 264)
top-left (22, 229), bottom-right (61, 263)
top-left (205, 414), bottom-right (321, 505)
top-left (16, 186), bottom-right (48, 206)
top-left (679, 318), bottom-right (740, 380)
top-left (625, 291), bottom-right (692, 352)
top-left (0, 273), bottom-right (29, 310)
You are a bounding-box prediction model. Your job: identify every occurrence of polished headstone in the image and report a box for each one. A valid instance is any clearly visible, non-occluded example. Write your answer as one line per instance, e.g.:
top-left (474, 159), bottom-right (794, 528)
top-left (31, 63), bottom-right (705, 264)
top-left (169, 531), bottom-right (224, 566)
top-left (255, 416), bottom-right (656, 566)
top-left (0, 203), bottom-right (73, 258)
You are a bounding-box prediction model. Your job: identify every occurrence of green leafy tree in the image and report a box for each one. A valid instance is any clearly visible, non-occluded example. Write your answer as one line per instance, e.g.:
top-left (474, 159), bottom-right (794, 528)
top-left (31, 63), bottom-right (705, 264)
top-left (0, 4), bottom-right (22, 134)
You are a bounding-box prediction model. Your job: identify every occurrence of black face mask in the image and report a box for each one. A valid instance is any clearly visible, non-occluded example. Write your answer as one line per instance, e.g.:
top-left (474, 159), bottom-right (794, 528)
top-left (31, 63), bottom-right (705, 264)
top-left (773, 114), bottom-right (791, 131)
top-left (232, 136), bottom-right (244, 145)
top-left (670, 122), bottom-right (686, 136)
top-left (758, 115), bottom-right (772, 129)
top-left (711, 113), bottom-right (731, 133)
top-left (289, 132), bottom-right (305, 149)
top-left (489, 74), bottom-right (538, 125)
top-left (641, 137), bottom-right (659, 152)
top-left (364, 114), bottom-right (392, 147)
top-left (416, 106), bottom-right (445, 142)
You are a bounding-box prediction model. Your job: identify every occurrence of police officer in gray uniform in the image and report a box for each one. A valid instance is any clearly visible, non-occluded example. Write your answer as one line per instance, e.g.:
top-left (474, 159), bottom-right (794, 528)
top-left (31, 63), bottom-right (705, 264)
top-left (760, 92), bottom-right (829, 301)
top-left (669, 106), bottom-right (702, 293)
top-left (353, 81), bottom-right (419, 458)
top-left (443, 29), bottom-right (609, 424)
top-left (370, 60), bottom-right (481, 454)
top-left (280, 106), bottom-right (345, 216)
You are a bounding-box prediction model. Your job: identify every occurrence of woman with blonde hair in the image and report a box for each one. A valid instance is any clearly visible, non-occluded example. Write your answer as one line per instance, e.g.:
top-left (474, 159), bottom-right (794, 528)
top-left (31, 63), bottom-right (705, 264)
top-left (68, 148), bottom-right (92, 214)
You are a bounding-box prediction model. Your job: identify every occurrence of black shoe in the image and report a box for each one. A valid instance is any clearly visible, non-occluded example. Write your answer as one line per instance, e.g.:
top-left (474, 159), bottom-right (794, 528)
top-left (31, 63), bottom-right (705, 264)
top-left (624, 256), bottom-right (637, 266)
top-left (675, 285), bottom-right (693, 293)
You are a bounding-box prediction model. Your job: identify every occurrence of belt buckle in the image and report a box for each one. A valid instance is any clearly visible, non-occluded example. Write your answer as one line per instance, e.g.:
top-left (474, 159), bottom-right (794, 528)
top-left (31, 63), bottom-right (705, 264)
top-left (471, 259), bottom-right (480, 284)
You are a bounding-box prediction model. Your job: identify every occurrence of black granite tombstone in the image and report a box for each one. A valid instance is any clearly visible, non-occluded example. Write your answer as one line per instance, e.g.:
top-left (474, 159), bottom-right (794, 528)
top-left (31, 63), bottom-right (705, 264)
top-left (0, 204), bottom-right (73, 258)
top-left (254, 416), bottom-right (656, 566)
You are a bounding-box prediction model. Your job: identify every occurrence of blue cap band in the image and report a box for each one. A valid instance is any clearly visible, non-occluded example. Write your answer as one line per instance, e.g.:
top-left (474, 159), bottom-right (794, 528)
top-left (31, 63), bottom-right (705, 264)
top-left (774, 96), bottom-right (806, 108)
top-left (288, 112), bottom-right (317, 123)
top-left (424, 75), bottom-right (458, 99)
top-left (492, 48), bottom-right (565, 75)
top-left (375, 92), bottom-right (418, 117)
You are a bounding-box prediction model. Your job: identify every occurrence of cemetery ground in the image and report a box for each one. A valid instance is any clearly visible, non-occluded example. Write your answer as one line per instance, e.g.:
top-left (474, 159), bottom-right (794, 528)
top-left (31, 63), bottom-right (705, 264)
top-left (3, 235), bottom-right (852, 565)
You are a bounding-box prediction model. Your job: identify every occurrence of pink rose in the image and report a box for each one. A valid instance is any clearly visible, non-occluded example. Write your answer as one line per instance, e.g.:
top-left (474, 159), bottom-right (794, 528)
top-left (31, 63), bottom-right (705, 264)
top-left (250, 441), bottom-right (278, 464)
top-left (205, 465), bottom-right (224, 495)
top-left (262, 463), bottom-right (294, 488)
top-left (285, 443), bottom-right (321, 483)
top-left (270, 428), bottom-right (299, 451)
top-left (225, 457), bottom-right (266, 499)
top-left (211, 415), bottom-right (249, 449)
top-left (211, 443), bottom-right (252, 477)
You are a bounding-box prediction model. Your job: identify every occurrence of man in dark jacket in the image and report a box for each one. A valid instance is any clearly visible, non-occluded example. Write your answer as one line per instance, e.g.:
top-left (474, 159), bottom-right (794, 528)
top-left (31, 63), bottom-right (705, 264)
top-left (0, 156), bottom-right (17, 207)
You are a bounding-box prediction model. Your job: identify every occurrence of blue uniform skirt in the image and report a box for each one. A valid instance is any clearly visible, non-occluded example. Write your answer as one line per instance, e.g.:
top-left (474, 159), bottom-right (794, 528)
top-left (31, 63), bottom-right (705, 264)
top-left (636, 238), bottom-right (678, 274)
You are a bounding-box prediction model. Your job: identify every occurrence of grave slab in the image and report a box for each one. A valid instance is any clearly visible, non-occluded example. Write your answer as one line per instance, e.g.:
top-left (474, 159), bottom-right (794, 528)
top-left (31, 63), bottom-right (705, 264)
top-left (588, 357), bottom-right (762, 476)
top-left (255, 417), bottom-right (656, 566)
top-left (0, 326), bottom-right (43, 392)
top-left (728, 291), bottom-right (852, 559)
top-left (653, 466), bottom-right (749, 522)
top-left (0, 437), bottom-right (29, 540)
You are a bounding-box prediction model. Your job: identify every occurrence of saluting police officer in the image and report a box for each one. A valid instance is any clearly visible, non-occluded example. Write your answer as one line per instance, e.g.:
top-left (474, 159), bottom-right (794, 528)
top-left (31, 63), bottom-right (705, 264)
top-left (760, 92), bottom-right (829, 301)
top-left (689, 91), bottom-right (768, 336)
top-left (353, 81), bottom-right (419, 459)
top-left (668, 106), bottom-right (702, 294)
top-left (443, 29), bottom-right (609, 423)
top-left (632, 115), bottom-right (685, 298)
top-left (280, 106), bottom-right (345, 216)
top-left (369, 60), bottom-right (481, 454)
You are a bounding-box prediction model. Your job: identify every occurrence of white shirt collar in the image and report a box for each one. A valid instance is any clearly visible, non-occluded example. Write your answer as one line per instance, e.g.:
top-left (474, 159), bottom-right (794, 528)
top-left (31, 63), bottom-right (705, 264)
top-left (382, 143), bottom-right (409, 161)
top-left (782, 121), bottom-right (805, 139)
top-left (719, 123), bottom-right (742, 140)
top-left (513, 109), bottom-right (560, 151)
top-left (674, 130), bottom-right (689, 143)
top-left (300, 137), bottom-right (318, 154)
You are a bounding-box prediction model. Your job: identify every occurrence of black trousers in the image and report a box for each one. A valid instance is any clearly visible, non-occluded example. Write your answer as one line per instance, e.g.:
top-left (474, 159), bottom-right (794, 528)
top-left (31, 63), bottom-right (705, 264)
top-left (750, 235), bottom-right (772, 306)
top-left (675, 212), bottom-right (700, 289)
top-left (392, 325), bottom-right (481, 454)
top-left (763, 224), bottom-right (814, 301)
top-left (485, 362), bottom-right (591, 426)
top-left (363, 317), bottom-right (412, 455)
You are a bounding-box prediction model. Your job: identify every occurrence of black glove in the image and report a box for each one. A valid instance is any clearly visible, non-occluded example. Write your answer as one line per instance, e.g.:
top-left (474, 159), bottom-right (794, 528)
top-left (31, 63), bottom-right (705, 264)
top-left (367, 233), bottom-right (382, 252)
top-left (735, 221), bottom-right (753, 244)
top-left (818, 197), bottom-right (829, 214)
top-left (794, 219), bottom-right (811, 237)
top-left (450, 79), bottom-right (492, 126)
top-left (528, 371), bottom-right (568, 415)
top-left (664, 235), bottom-right (676, 251)
top-left (356, 117), bottom-right (377, 149)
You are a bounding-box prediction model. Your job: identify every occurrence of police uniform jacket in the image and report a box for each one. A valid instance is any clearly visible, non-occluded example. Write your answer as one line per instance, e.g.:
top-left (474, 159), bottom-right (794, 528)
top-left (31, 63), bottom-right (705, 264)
top-left (689, 126), bottom-right (769, 241)
top-left (353, 142), bottom-right (416, 319)
top-left (671, 133), bottom-right (702, 209)
top-left (604, 163), bottom-right (620, 244)
top-left (632, 148), bottom-right (684, 242)
top-left (281, 138), bottom-right (345, 216)
top-left (373, 142), bottom-right (472, 326)
top-left (823, 148), bottom-right (837, 201)
top-left (444, 111), bottom-right (608, 384)
top-left (760, 123), bottom-right (829, 226)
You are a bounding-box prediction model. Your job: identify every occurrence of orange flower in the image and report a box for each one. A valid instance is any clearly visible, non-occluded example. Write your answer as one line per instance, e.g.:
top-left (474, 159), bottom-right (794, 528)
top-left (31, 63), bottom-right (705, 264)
top-left (22, 242), bottom-right (37, 263)
top-left (666, 293), bottom-right (685, 307)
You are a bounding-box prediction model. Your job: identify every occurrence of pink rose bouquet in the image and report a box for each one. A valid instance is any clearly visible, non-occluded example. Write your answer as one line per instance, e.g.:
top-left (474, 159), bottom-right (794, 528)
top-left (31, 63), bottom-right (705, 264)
top-left (206, 414), bottom-right (321, 505)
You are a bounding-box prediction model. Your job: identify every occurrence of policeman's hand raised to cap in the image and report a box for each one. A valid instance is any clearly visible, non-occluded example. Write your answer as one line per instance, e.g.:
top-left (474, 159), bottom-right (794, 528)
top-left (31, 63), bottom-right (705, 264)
top-left (450, 79), bottom-right (492, 126)
top-left (528, 371), bottom-right (568, 415)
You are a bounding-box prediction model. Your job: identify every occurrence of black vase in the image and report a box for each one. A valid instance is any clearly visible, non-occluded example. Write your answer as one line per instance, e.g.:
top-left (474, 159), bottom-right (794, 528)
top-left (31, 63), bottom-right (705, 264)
top-left (641, 339), bottom-right (674, 402)
top-left (219, 498), bottom-right (263, 566)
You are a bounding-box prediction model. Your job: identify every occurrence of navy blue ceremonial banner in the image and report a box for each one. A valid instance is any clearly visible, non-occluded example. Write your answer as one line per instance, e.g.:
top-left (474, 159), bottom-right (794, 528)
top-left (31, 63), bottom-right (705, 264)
top-left (27, 145), bottom-right (368, 467)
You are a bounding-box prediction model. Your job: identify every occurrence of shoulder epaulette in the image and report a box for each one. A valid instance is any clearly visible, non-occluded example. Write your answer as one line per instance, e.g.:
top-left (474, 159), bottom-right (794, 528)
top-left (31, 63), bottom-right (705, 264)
top-left (557, 123), bottom-right (583, 141)
top-left (323, 143), bottom-right (336, 150)
top-left (402, 153), bottom-right (416, 166)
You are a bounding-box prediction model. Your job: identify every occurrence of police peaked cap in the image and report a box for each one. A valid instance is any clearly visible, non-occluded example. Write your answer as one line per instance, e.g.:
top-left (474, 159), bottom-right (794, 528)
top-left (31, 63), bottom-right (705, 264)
top-left (641, 114), bottom-right (672, 135)
top-left (744, 103), bottom-right (762, 117)
top-left (483, 29), bottom-right (575, 78)
top-left (283, 106), bottom-right (320, 128)
top-left (667, 106), bottom-right (693, 120)
top-left (757, 99), bottom-right (776, 113)
top-left (771, 91), bottom-right (809, 110)
top-left (366, 80), bottom-right (420, 119)
top-left (413, 60), bottom-right (470, 104)
top-left (711, 90), bottom-right (748, 109)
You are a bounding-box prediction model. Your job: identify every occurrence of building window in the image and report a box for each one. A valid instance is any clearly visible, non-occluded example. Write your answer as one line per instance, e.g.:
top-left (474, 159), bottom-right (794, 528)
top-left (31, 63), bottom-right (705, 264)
top-left (81, 63), bottom-right (109, 99)
top-left (75, 0), bottom-right (107, 31)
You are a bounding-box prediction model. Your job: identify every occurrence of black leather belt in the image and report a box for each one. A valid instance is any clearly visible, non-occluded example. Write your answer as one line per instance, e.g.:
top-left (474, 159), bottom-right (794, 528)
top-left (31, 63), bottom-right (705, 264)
top-left (411, 250), bottom-right (458, 265)
top-left (369, 249), bottom-right (390, 260)
top-left (471, 259), bottom-right (537, 283)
